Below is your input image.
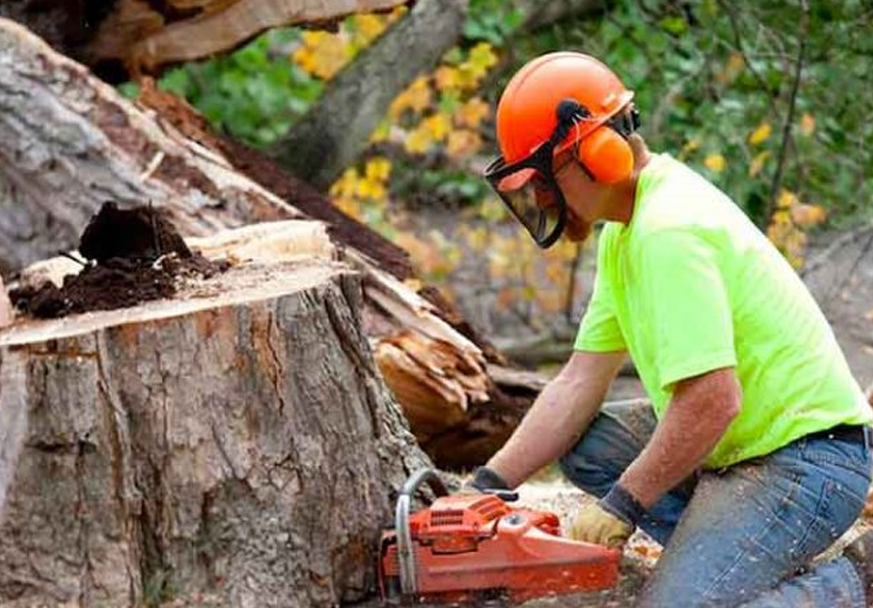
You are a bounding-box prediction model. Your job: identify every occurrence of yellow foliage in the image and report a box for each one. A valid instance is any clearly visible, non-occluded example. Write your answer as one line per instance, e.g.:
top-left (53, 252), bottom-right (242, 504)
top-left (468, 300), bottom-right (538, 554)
top-left (333, 196), bottom-right (363, 221)
top-left (389, 77), bottom-right (433, 119)
top-left (456, 65), bottom-right (482, 90)
top-left (369, 120), bottom-right (391, 143)
top-left (749, 151), bottom-right (770, 177)
top-left (352, 14), bottom-right (388, 46)
top-left (455, 97), bottom-right (490, 129)
top-left (365, 157), bottom-right (391, 181)
top-left (330, 167), bottom-right (359, 199)
top-left (355, 177), bottom-right (386, 200)
top-left (404, 124), bottom-right (434, 154)
top-left (679, 137), bottom-right (700, 160)
top-left (446, 129), bottom-right (482, 159)
top-left (800, 113), bottom-right (816, 136)
top-left (434, 66), bottom-right (461, 91)
top-left (545, 260), bottom-right (566, 285)
top-left (748, 122), bottom-right (772, 146)
top-left (717, 52), bottom-right (745, 85)
top-left (704, 153), bottom-right (726, 172)
top-left (455, 43), bottom-right (498, 90)
top-left (776, 189), bottom-right (798, 209)
top-left (468, 42), bottom-right (498, 74)
top-left (791, 203), bottom-right (827, 227)
top-left (766, 190), bottom-right (826, 269)
top-left (422, 113), bottom-right (451, 142)
top-left (293, 31), bottom-right (353, 79)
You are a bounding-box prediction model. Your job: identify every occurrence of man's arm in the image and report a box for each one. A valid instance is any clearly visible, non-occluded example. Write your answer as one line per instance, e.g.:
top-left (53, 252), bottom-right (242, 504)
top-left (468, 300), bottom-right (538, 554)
top-left (485, 349), bottom-right (627, 489)
top-left (618, 366), bottom-right (741, 509)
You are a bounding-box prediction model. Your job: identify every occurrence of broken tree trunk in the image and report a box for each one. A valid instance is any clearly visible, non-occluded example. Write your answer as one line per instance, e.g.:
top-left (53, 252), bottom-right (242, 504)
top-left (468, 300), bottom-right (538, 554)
top-left (0, 222), bottom-right (430, 608)
top-left (0, 0), bottom-right (409, 77)
top-left (0, 17), bottom-right (539, 469)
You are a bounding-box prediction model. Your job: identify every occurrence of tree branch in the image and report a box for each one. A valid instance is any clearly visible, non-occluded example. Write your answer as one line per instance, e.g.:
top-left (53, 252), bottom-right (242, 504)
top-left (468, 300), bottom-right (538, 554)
top-left (765, 0), bottom-right (810, 225)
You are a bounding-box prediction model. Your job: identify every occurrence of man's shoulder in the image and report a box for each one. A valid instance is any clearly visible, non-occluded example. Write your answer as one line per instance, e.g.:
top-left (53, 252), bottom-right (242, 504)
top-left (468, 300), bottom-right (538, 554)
top-left (632, 154), bottom-right (750, 242)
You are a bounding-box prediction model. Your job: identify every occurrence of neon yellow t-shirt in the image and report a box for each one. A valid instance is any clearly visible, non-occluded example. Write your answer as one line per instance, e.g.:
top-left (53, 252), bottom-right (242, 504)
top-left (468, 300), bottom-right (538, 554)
top-left (574, 153), bottom-right (872, 469)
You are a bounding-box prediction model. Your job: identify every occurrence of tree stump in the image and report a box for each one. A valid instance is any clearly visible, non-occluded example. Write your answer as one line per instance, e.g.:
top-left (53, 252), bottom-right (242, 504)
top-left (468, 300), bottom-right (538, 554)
top-left (0, 224), bottom-right (430, 608)
top-left (0, 17), bottom-right (543, 471)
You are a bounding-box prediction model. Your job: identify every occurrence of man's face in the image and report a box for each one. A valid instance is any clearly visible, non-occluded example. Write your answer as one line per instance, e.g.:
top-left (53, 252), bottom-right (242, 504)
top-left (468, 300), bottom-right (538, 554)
top-left (548, 149), bottom-right (604, 242)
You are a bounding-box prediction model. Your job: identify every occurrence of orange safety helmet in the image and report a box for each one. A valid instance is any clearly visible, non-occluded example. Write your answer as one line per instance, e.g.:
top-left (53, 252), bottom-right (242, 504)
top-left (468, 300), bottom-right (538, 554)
top-left (495, 51), bottom-right (637, 185)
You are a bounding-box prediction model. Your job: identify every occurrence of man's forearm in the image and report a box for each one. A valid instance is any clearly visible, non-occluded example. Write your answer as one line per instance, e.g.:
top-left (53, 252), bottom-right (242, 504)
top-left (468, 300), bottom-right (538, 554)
top-left (486, 351), bottom-right (626, 488)
top-left (619, 368), bottom-right (740, 509)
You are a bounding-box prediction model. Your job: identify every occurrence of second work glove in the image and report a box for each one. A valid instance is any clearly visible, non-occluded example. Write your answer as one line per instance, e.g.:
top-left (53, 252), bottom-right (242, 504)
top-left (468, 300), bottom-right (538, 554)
top-left (568, 483), bottom-right (645, 548)
top-left (568, 502), bottom-right (634, 548)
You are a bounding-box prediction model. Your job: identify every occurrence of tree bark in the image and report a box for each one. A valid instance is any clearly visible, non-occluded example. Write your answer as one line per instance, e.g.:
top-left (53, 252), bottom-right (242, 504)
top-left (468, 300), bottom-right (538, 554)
top-left (0, 16), bottom-right (539, 470)
top-left (0, 224), bottom-right (430, 608)
top-left (273, 0), bottom-right (469, 191)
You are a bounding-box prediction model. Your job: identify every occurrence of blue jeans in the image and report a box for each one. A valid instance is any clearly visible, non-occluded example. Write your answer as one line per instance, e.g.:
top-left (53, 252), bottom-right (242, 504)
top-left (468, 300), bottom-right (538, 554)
top-left (558, 399), bottom-right (873, 608)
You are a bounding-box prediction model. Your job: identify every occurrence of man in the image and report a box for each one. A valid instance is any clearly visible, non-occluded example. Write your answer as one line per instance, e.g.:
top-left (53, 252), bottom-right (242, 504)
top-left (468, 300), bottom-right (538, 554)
top-left (474, 51), bottom-right (873, 608)
top-left (0, 276), bottom-right (11, 329)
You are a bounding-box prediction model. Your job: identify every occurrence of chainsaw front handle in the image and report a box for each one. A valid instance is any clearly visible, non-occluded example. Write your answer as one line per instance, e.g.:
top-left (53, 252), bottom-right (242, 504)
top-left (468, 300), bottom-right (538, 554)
top-left (396, 468), bottom-right (448, 595)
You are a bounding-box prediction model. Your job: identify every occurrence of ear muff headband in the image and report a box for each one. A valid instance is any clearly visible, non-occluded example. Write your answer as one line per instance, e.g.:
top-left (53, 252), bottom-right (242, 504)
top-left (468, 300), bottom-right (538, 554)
top-left (554, 98), bottom-right (638, 184)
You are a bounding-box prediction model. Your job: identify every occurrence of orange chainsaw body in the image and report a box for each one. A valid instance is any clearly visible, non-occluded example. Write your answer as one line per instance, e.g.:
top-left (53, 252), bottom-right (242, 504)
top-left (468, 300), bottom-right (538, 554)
top-left (379, 492), bottom-right (621, 603)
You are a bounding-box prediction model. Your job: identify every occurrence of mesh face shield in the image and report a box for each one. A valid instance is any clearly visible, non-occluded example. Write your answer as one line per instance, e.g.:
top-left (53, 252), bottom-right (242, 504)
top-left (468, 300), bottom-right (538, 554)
top-left (484, 143), bottom-right (567, 249)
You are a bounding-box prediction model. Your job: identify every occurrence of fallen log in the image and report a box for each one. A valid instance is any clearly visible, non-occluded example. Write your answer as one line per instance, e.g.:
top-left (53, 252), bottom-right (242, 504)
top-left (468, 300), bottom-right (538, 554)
top-left (0, 0), bottom-right (409, 77)
top-left (0, 17), bottom-right (540, 469)
top-left (0, 221), bottom-right (430, 608)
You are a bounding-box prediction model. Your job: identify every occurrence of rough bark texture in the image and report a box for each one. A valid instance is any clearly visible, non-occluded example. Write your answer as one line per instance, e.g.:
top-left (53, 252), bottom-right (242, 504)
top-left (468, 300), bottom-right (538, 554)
top-left (0, 0), bottom-right (408, 78)
top-left (0, 17), bottom-right (539, 469)
top-left (0, 230), bottom-right (430, 608)
top-left (273, 0), bottom-right (470, 191)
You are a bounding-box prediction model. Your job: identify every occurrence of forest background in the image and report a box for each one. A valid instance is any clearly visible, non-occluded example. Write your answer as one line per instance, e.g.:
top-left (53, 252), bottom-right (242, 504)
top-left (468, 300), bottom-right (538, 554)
top-left (121, 0), bottom-right (873, 360)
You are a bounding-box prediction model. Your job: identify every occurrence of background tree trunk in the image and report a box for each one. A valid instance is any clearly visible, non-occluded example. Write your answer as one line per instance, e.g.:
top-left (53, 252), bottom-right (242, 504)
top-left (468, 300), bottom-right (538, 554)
top-left (273, 0), bottom-right (469, 191)
top-left (0, 226), bottom-right (430, 608)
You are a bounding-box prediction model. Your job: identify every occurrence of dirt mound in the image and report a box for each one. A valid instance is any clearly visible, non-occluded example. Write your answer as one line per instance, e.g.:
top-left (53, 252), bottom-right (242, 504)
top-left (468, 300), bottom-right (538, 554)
top-left (11, 202), bottom-right (226, 318)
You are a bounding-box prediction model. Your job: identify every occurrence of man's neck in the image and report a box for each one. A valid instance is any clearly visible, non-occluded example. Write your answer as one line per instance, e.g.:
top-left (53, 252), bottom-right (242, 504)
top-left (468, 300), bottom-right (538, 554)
top-left (605, 142), bottom-right (651, 225)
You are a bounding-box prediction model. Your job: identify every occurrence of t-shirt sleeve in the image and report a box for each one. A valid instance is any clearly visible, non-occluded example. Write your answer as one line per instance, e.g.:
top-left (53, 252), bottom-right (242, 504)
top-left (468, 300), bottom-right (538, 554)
top-left (574, 240), bottom-right (626, 353)
top-left (640, 229), bottom-right (737, 389)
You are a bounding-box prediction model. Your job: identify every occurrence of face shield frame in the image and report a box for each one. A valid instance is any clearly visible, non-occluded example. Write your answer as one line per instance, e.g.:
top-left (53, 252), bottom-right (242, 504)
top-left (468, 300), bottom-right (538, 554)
top-left (484, 99), bottom-right (599, 249)
top-left (483, 143), bottom-right (569, 249)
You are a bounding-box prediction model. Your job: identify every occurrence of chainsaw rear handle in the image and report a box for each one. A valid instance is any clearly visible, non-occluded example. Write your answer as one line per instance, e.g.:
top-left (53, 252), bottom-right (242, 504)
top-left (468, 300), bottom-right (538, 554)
top-left (394, 468), bottom-right (520, 595)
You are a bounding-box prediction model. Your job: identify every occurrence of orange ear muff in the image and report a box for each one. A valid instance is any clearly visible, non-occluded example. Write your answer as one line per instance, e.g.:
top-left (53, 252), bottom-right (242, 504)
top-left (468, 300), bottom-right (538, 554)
top-left (576, 127), bottom-right (634, 184)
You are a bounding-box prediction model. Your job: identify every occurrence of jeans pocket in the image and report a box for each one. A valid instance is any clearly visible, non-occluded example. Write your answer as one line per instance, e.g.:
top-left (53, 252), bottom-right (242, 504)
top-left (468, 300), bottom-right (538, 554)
top-left (801, 436), bottom-right (872, 479)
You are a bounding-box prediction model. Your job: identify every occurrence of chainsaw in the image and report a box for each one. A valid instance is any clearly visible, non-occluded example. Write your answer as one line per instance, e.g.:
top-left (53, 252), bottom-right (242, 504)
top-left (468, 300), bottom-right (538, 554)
top-left (378, 468), bottom-right (621, 603)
